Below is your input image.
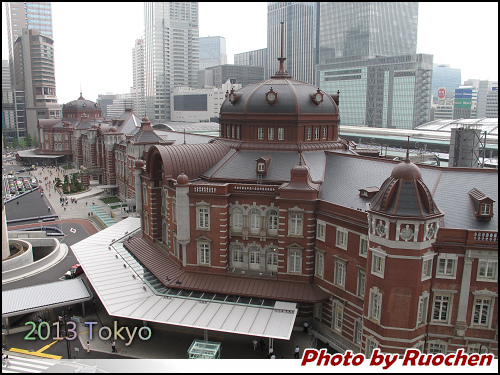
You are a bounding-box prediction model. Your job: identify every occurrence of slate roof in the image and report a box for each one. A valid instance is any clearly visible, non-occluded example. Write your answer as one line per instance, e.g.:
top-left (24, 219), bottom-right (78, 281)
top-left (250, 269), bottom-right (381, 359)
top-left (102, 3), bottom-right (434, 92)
top-left (319, 152), bottom-right (498, 231)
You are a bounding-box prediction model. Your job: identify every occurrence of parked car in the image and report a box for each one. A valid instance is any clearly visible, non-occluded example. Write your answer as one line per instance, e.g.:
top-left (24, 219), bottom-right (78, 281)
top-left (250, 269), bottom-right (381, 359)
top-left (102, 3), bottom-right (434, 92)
top-left (65, 264), bottom-right (84, 279)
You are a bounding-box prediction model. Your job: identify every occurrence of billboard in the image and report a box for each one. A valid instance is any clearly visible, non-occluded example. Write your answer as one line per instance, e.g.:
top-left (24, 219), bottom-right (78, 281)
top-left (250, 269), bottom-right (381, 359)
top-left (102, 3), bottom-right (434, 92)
top-left (454, 98), bottom-right (472, 108)
top-left (438, 87), bottom-right (446, 99)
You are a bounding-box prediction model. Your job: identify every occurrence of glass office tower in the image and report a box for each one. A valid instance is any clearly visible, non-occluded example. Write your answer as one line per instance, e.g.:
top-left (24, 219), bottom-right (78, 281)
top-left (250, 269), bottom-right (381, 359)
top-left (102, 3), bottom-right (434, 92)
top-left (144, 2), bottom-right (199, 122)
top-left (318, 2), bottom-right (418, 63)
top-left (267, 2), bottom-right (318, 84)
top-left (199, 36), bottom-right (227, 70)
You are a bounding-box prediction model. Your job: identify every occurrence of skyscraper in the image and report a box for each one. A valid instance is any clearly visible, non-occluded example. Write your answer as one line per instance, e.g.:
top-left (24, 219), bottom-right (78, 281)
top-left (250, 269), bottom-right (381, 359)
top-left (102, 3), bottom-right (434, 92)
top-left (132, 38), bottom-right (146, 118)
top-left (318, 2), bottom-right (418, 63)
top-left (234, 48), bottom-right (268, 78)
top-left (199, 36), bottom-right (227, 70)
top-left (144, 2), bottom-right (199, 123)
top-left (267, 2), bottom-right (318, 84)
top-left (432, 64), bottom-right (461, 103)
top-left (5, 2), bottom-right (59, 138)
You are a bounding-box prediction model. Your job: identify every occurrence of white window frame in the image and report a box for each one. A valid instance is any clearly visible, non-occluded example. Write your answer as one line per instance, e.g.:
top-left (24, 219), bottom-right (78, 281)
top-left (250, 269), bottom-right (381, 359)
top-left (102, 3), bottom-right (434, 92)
top-left (266, 250), bottom-right (278, 270)
top-left (357, 268), bottom-right (366, 297)
top-left (467, 343), bottom-right (490, 354)
top-left (336, 227), bottom-right (348, 250)
top-left (278, 128), bottom-right (284, 140)
top-left (197, 205), bottom-right (210, 230)
top-left (249, 248), bottom-right (261, 269)
top-left (477, 259), bottom-right (498, 282)
top-left (472, 296), bottom-right (494, 327)
top-left (366, 337), bottom-right (379, 358)
top-left (268, 128), bottom-right (274, 140)
top-left (315, 251), bottom-right (324, 278)
top-left (289, 212), bottom-right (303, 236)
top-left (428, 340), bottom-right (447, 354)
top-left (359, 235), bottom-right (368, 258)
top-left (258, 127), bottom-right (264, 140)
top-left (354, 319), bottom-right (363, 345)
top-left (431, 293), bottom-right (452, 324)
top-left (368, 287), bottom-right (382, 323)
top-left (172, 197), bottom-right (177, 223)
top-left (306, 128), bottom-right (312, 140)
top-left (334, 258), bottom-right (346, 288)
top-left (267, 210), bottom-right (278, 235)
top-left (314, 127), bottom-right (320, 140)
top-left (249, 208), bottom-right (261, 234)
top-left (371, 248), bottom-right (386, 278)
top-left (316, 220), bottom-right (326, 241)
top-left (257, 162), bottom-right (265, 172)
top-left (313, 302), bottom-right (322, 320)
top-left (436, 254), bottom-right (457, 279)
top-left (288, 248), bottom-right (302, 274)
top-left (332, 300), bottom-right (343, 332)
top-left (231, 246), bottom-right (244, 266)
top-left (417, 291), bottom-right (429, 325)
top-left (480, 203), bottom-right (491, 215)
top-left (421, 253), bottom-right (434, 281)
top-left (232, 208), bottom-right (243, 231)
top-left (322, 127), bottom-right (327, 139)
top-left (197, 241), bottom-right (210, 265)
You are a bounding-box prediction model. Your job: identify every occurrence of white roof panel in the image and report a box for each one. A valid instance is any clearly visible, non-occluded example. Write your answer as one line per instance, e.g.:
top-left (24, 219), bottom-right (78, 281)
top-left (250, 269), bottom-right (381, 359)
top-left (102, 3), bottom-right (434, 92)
top-left (71, 218), bottom-right (297, 340)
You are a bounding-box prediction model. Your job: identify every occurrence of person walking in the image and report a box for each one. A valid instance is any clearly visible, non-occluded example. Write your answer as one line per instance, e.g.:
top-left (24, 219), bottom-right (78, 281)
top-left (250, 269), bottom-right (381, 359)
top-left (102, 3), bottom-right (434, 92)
top-left (268, 347), bottom-right (274, 358)
top-left (86, 341), bottom-right (91, 353)
top-left (3, 355), bottom-right (10, 368)
top-left (294, 345), bottom-right (300, 359)
top-left (111, 340), bottom-right (117, 353)
top-left (303, 321), bottom-right (309, 333)
top-left (252, 338), bottom-right (258, 351)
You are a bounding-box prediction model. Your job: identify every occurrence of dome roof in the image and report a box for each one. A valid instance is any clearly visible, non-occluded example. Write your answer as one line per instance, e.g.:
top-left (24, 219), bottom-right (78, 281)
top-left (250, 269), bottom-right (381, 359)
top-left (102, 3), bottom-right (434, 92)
top-left (220, 78), bottom-right (337, 116)
top-left (176, 172), bottom-right (189, 185)
top-left (109, 126), bottom-right (118, 133)
top-left (135, 159), bottom-right (145, 168)
top-left (390, 159), bottom-right (422, 181)
top-left (369, 159), bottom-right (441, 218)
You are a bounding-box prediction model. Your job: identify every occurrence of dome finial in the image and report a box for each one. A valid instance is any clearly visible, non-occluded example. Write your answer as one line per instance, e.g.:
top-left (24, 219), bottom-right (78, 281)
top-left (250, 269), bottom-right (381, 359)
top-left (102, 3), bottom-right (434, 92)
top-left (405, 136), bottom-right (410, 162)
top-left (271, 21), bottom-right (291, 78)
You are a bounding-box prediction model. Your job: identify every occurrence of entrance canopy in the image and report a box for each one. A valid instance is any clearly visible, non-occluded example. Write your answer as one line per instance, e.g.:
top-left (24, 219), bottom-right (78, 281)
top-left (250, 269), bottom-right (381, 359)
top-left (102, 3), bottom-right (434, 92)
top-left (71, 218), bottom-right (298, 340)
top-left (2, 278), bottom-right (93, 318)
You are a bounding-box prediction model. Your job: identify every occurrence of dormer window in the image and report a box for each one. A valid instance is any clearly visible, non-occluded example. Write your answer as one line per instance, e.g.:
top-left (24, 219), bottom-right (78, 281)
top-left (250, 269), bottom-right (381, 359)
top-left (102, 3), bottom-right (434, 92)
top-left (468, 188), bottom-right (494, 221)
top-left (359, 187), bottom-right (379, 199)
top-left (256, 155), bottom-right (272, 176)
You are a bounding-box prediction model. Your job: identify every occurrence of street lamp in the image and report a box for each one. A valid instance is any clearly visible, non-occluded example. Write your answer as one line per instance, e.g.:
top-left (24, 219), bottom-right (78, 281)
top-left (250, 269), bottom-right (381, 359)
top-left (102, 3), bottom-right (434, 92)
top-left (62, 310), bottom-right (71, 359)
top-left (478, 344), bottom-right (489, 354)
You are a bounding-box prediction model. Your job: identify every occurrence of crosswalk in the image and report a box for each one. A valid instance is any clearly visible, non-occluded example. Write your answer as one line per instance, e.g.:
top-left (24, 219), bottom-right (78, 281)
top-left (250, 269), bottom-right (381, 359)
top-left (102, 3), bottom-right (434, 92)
top-left (2, 354), bottom-right (56, 373)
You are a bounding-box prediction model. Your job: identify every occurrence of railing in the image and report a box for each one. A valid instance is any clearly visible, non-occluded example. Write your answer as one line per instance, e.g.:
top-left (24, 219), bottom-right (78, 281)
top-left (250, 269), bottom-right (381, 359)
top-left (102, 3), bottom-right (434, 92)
top-left (232, 185), bottom-right (277, 194)
top-left (191, 186), bottom-right (217, 194)
top-left (473, 231), bottom-right (498, 243)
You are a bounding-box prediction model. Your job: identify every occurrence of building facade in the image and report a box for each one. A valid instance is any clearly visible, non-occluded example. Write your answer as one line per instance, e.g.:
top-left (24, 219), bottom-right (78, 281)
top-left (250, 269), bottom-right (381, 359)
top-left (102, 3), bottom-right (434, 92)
top-left (432, 64), bottom-right (461, 103)
top-left (453, 86), bottom-right (478, 120)
top-left (317, 54), bottom-right (433, 129)
top-left (126, 55), bottom-right (498, 357)
top-left (144, 2), bottom-right (199, 123)
top-left (234, 48), bottom-right (268, 78)
top-left (465, 80), bottom-right (498, 119)
top-left (199, 36), bottom-right (227, 70)
top-left (267, 2), bottom-right (318, 84)
top-left (171, 79), bottom-right (242, 122)
top-left (318, 2), bottom-right (418, 63)
top-left (197, 65), bottom-right (264, 89)
top-left (132, 38), bottom-right (146, 118)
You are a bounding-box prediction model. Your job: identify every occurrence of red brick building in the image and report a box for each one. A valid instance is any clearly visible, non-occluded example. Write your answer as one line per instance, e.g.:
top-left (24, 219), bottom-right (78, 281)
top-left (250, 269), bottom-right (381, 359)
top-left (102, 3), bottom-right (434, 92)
top-left (125, 58), bottom-right (498, 356)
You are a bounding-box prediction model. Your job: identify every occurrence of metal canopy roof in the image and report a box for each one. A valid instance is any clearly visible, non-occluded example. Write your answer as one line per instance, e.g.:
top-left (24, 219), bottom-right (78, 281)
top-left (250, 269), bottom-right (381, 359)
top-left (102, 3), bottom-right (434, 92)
top-left (2, 278), bottom-right (93, 318)
top-left (71, 218), bottom-right (297, 340)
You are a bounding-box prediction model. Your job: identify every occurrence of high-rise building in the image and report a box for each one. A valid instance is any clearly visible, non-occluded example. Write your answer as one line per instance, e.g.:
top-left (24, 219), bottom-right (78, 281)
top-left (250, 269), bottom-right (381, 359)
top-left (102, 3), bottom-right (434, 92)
top-left (464, 80), bottom-right (498, 119)
top-left (199, 36), bottom-right (227, 70)
top-left (12, 28), bottom-right (61, 137)
top-left (234, 48), bottom-right (268, 78)
top-left (432, 64), bottom-right (461, 103)
top-left (132, 38), bottom-right (146, 118)
top-left (2, 60), bottom-right (12, 91)
top-left (197, 65), bottom-right (264, 89)
top-left (453, 86), bottom-right (477, 120)
top-left (144, 2), bottom-right (199, 123)
top-left (5, 2), bottom-right (59, 138)
top-left (5, 2), bottom-right (54, 86)
top-left (318, 54), bottom-right (433, 129)
top-left (318, 2), bottom-right (418, 63)
top-left (267, 2), bottom-right (318, 84)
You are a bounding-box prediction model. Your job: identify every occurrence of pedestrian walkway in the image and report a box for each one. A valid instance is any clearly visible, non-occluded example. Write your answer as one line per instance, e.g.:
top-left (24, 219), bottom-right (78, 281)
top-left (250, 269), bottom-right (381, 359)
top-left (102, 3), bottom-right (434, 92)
top-left (88, 205), bottom-right (116, 227)
top-left (2, 353), bottom-right (56, 373)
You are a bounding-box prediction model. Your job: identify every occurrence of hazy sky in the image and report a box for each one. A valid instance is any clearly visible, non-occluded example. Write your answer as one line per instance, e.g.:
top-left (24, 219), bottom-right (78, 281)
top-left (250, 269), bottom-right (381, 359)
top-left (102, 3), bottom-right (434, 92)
top-left (2, 2), bottom-right (498, 105)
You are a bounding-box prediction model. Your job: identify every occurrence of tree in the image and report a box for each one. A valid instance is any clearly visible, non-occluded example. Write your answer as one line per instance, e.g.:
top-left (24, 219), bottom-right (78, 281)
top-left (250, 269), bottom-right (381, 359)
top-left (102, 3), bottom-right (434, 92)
top-left (32, 132), bottom-right (40, 147)
top-left (25, 133), bottom-right (33, 148)
top-left (12, 138), bottom-right (19, 149)
top-left (19, 137), bottom-right (26, 149)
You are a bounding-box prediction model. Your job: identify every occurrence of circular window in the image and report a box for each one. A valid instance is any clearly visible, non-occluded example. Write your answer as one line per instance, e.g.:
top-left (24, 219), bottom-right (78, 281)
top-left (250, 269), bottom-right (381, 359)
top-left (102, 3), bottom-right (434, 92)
top-left (400, 226), bottom-right (414, 240)
top-left (376, 222), bottom-right (386, 236)
top-left (426, 225), bottom-right (435, 240)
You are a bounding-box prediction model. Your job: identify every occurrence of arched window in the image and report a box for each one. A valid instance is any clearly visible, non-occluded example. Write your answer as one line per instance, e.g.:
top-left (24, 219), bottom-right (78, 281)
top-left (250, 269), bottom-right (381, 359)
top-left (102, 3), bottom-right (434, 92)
top-left (267, 209), bottom-right (278, 235)
top-left (249, 208), bottom-right (260, 234)
top-left (232, 208), bottom-right (243, 231)
top-left (249, 246), bottom-right (260, 270)
top-left (266, 247), bottom-right (278, 271)
top-left (231, 246), bottom-right (244, 267)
